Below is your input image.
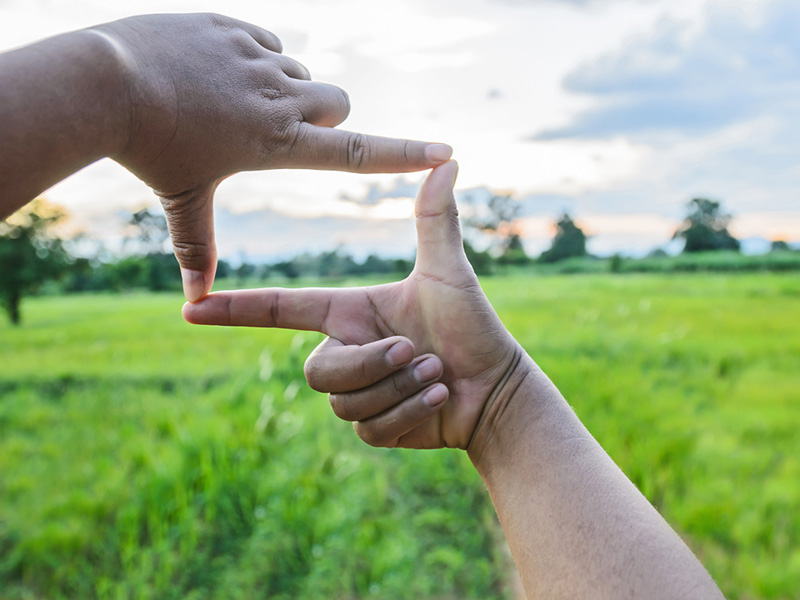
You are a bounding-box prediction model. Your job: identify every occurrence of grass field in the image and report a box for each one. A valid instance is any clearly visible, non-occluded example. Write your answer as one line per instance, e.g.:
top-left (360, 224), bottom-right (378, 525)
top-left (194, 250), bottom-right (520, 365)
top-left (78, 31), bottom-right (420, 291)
top-left (1, 272), bottom-right (799, 599)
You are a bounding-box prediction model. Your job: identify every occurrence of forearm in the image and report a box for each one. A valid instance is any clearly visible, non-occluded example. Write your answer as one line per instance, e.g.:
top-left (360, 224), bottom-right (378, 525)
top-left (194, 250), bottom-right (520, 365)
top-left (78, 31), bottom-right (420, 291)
top-left (0, 29), bottom-right (128, 218)
top-left (468, 354), bottom-right (725, 599)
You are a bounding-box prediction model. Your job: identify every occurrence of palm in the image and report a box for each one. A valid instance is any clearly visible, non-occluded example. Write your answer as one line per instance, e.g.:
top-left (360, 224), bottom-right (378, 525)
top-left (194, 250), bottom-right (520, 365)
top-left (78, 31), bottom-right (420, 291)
top-left (317, 259), bottom-right (516, 449)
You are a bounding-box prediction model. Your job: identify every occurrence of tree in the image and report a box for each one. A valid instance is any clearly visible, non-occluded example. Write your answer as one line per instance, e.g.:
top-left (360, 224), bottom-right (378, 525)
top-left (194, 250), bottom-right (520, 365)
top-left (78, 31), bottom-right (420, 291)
top-left (539, 213), bottom-right (587, 263)
top-left (673, 198), bottom-right (739, 253)
top-left (770, 240), bottom-right (791, 252)
top-left (125, 208), bottom-right (170, 255)
top-left (123, 208), bottom-right (179, 291)
top-left (0, 199), bottom-right (68, 324)
top-left (464, 193), bottom-right (528, 263)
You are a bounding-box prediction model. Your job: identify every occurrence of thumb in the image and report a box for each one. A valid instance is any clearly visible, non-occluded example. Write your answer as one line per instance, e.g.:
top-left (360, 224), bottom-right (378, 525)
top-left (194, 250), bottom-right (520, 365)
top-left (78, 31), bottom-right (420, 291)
top-left (159, 182), bottom-right (219, 302)
top-left (414, 160), bottom-right (468, 274)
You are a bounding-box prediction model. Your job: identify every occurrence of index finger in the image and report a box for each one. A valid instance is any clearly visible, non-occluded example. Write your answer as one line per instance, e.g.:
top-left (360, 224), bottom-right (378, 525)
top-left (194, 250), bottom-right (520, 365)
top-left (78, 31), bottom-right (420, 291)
top-left (288, 124), bottom-right (453, 174)
top-left (182, 287), bottom-right (335, 331)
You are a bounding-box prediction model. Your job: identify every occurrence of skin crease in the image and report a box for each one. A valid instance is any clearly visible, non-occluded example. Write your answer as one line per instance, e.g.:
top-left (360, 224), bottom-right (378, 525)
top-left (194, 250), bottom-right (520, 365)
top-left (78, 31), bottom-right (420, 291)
top-left (0, 12), bottom-right (452, 301)
top-left (184, 162), bottom-right (727, 599)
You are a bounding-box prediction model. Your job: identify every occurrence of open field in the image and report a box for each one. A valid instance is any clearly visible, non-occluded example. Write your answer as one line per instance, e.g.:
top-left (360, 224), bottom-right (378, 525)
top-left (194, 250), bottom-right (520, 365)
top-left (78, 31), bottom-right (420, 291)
top-left (1, 273), bottom-right (799, 599)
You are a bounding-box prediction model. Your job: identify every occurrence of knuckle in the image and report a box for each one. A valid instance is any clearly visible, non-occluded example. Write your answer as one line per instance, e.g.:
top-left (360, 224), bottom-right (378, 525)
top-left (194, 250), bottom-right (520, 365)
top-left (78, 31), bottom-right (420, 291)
top-left (170, 239), bottom-right (212, 262)
top-left (336, 86), bottom-right (351, 116)
top-left (355, 423), bottom-right (383, 448)
top-left (344, 132), bottom-right (372, 171)
top-left (303, 358), bottom-right (323, 391)
top-left (205, 13), bottom-right (229, 29)
top-left (328, 393), bottom-right (354, 421)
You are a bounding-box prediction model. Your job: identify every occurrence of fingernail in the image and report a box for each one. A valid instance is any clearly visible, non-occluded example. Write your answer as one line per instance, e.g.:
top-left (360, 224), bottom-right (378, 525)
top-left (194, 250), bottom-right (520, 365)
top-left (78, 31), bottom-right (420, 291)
top-left (425, 143), bottom-right (453, 163)
top-left (413, 357), bottom-right (441, 384)
top-left (181, 269), bottom-right (205, 303)
top-left (423, 384), bottom-right (448, 408)
top-left (386, 340), bottom-right (414, 368)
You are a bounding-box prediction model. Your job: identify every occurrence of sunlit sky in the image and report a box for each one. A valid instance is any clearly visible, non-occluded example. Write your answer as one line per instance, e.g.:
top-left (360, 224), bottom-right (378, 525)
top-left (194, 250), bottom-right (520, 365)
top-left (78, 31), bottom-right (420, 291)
top-left (2, 0), bottom-right (799, 259)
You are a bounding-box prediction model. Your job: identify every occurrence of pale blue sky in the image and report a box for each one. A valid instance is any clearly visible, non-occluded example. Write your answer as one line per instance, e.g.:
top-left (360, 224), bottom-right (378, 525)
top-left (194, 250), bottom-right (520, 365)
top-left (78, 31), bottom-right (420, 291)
top-left (2, 0), bottom-right (798, 259)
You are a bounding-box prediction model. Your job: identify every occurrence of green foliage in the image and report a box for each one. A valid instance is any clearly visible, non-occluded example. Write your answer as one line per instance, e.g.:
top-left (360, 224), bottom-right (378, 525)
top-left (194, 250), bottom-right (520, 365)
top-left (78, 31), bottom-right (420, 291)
top-left (539, 213), bottom-right (587, 263)
top-left (674, 198), bottom-right (740, 253)
top-left (1, 275), bottom-right (799, 599)
top-left (0, 294), bottom-right (508, 599)
top-left (62, 254), bottom-right (181, 293)
top-left (481, 273), bottom-right (800, 600)
top-left (506, 251), bottom-right (800, 275)
top-left (0, 199), bottom-right (68, 324)
top-left (463, 240), bottom-right (495, 275)
top-left (462, 193), bottom-right (529, 265)
top-left (770, 240), bottom-right (791, 252)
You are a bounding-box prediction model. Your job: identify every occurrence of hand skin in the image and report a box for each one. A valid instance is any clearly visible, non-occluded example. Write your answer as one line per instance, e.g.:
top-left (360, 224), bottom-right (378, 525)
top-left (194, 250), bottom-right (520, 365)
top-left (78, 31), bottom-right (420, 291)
top-left (0, 13), bottom-right (452, 302)
top-left (183, 162), bottom-right (726, 599)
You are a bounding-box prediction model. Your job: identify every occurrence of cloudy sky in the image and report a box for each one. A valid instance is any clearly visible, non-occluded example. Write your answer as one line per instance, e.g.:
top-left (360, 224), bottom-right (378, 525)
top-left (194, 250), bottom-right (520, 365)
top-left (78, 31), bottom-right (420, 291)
top-left (2, 0), bottom-right (799, 259)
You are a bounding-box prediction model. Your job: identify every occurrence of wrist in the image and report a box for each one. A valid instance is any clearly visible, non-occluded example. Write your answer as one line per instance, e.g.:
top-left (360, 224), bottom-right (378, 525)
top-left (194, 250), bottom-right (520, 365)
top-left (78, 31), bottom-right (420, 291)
top-left (466, 345), bottom-right (536, 467)
top-left (467, 349), bottom-right (564, 477)
top-left (78, 27), bottom-right (134, 160)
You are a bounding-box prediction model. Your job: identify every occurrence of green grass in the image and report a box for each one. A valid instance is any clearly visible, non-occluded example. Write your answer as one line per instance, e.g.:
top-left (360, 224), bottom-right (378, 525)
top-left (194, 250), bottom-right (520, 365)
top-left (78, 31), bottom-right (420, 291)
top-left (1, 274), bottom-right (799, 599)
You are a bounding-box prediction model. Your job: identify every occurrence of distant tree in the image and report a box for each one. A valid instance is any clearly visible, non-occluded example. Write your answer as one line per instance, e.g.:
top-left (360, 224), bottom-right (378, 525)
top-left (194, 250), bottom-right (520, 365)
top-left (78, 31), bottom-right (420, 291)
top-left (539, 213), bottom-right (588, 263)
top-left (463, 240), bottom-right (494, 275)
top-left (123, 208), bottom-right (179, 291)
top-left (647, 247), bottom-right (669, 258)
top-left (236, 261), bottom-right (257, 284)
top-left (465, 193), bottom-right (527, 262)
top-left (360, 254), bottom-right (394, 275)
top-left (272, 260), bottom-right (300, 279)
top-left (609, 253), bottom-right (624, 273)
top-left (673, 198), bottom-right (739, 253)
top-left (125, 208), bottom-right (170, 255)
top-left (770, 240), bottom-right (791, 252)
top-left (497, 233), bottom-right (529, 266)
top-left (216, 259), bottom-right (232, 279)
top-left (0, 199), bottom-right (68, 324)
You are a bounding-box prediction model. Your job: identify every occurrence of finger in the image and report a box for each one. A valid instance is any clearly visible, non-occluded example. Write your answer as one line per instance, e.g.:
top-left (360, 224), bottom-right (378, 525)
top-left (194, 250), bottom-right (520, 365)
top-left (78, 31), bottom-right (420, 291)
top-left (228, 18), bottom-right (283, 53)
top-left (182, 286), bottom-right (340, 330)
top-left (292, 80), bottom-right (350, 127)
top-left (327, 354), bottom-right (444, 420)
top-left (269, 52), bottom-right (311, 80)
top-left (159, 182), bottom-right (219, 302)
top-left (414, 160), bottom-right (469, 275)
top-left (354, 383), bottom-right (449, 448)
top-left (395, 418), bottom-right (446, 449)
top-left (304, 336), bottom-right (419, 394)
top-left (286, 124), bottom-right (453, 173)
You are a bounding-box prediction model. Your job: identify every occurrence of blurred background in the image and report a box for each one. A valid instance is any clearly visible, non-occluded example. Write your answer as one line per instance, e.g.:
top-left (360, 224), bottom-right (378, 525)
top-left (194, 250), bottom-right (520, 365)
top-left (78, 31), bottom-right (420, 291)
top-left (1, 1), bottom-right (799, 599)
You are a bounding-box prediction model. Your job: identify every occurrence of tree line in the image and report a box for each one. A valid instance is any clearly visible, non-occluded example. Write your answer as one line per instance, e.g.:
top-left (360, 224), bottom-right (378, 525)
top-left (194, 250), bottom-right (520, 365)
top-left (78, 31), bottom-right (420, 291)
top-left (1, 196), bottom-right (797, 325)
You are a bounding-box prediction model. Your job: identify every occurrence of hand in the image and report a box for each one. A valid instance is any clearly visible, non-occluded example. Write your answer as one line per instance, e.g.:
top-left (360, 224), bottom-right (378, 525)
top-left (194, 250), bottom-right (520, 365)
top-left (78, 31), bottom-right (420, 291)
top-left (93, 13), bottom-right (452, 300)
top-left (182, 161), bottom-right (522, 449)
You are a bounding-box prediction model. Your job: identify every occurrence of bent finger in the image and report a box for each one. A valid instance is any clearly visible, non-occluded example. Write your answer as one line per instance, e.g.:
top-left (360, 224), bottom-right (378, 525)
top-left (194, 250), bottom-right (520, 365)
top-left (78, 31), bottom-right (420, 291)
top-left (327, 353), bottom-right (444, 420)
top-left (287, 124), bottom-right (453, 174)
top-left (304, 336), bottom-right (416, 394)
top-left (354, 383), bottom-right (449, 448)
top-left (159, 182), bottom-right (219, 302)
top-left (229, 18), bottom-right (283, 53)
top-left (293, 80), bottom-right (350, 127)
top-left (269, 52), bottom-right (311, 80)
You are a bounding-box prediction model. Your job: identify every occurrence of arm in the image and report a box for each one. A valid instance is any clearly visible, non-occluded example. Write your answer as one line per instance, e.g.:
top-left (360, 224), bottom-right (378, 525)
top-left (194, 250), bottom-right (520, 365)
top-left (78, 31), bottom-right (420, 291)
top-left (182, 162), bottom-right (725, 598)
top-left (468, 358), bottom-right (722, 598)
top-left (0, 13), bottom-right (451, 300)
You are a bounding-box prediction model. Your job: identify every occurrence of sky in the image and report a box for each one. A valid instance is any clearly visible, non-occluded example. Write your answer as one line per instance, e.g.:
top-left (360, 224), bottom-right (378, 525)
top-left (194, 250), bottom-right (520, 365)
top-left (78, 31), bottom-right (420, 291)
top-left (2, 0), bottom-right (799, 260)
